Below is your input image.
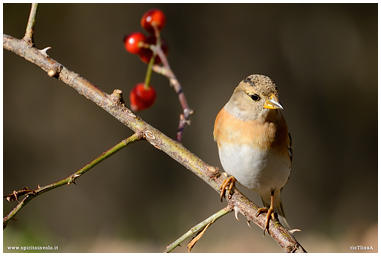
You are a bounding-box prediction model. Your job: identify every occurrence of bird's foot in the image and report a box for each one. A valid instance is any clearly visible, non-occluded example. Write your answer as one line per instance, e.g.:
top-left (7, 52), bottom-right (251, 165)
top-left (219, 175), bottom-right (236, 201)
top-left (256, 207), bottom-right (277, 235)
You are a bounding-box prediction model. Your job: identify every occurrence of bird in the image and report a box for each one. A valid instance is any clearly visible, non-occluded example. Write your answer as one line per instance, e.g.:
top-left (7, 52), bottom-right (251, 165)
top-left (213, 74), bottom-right (292, 233)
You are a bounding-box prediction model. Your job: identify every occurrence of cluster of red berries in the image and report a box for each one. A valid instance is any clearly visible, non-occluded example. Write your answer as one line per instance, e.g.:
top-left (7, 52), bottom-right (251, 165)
top-left (123, 9), bottom-right (167, 111)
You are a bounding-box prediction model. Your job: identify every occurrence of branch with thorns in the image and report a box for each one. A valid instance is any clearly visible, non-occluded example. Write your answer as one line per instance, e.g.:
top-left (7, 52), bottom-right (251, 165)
top-left (3, 4), bottom-right (306, 253)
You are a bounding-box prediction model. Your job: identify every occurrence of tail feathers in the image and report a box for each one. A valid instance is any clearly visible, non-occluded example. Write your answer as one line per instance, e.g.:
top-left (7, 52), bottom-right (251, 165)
top-left (261, 196), bottom-right (291, 230)
top-left (275, 200), bottom-right (291, 230)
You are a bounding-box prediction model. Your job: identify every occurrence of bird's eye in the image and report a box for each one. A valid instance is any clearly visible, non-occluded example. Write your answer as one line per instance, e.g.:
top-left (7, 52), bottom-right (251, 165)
top-left (250, 94), bottom-right (260, 101)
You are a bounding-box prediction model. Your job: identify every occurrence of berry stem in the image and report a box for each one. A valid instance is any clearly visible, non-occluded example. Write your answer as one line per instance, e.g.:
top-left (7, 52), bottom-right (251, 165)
top-left (144, 50), bottom-right (156, 90)
top-left (152, 24), bottom-right (169, 67)
top-left (145, 16), bottom-right (193, 141)
top-left (143, 27), bottom-right (161, 90)
top-left (152, 23), bottom-right (161, 41)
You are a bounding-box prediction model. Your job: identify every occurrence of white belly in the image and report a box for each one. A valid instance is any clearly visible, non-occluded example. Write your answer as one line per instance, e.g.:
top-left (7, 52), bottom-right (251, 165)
top-left (218, 143), bottom-right (290, 196)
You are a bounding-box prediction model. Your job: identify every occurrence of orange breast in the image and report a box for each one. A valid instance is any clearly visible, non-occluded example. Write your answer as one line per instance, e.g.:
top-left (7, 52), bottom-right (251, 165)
top-left (214, 108), bottom-right (289, 155)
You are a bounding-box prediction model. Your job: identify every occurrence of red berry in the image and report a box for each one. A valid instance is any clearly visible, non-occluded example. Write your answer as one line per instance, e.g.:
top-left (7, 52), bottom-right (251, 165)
top-left (123, 32), bottom-right (146, 55)
top-left (138, 36), bottom-right (168, 64)
top-left (141, 9), bottom-right (166, 34)
top-left (130, 83), bottom-right (157, 111)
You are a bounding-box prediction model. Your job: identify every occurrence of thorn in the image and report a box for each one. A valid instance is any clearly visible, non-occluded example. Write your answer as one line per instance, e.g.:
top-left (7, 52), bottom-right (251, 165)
top-left (288, 229), bottom-right (301, 234)
top-left (188, 109), bottom-right (195, 115)
top-left (68, 174), bottom-right (80, 185)
top-left (246, 219), bottom-right (251, 228)
top-left (184, 108), bottom-right (194, 117)
top-left (234, 206), bottom-right (241, 221)
top-left (39, 47), bottom-right (51, 56)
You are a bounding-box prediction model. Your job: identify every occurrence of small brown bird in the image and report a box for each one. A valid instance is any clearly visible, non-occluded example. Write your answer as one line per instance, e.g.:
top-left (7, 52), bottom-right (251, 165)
top-left (214, 74), bottom-right (292, 232)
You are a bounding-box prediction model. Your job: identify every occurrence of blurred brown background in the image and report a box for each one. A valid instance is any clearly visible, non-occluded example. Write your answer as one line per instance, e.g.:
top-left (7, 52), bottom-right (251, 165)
top-left (3, 3), bottom-right (377, 253)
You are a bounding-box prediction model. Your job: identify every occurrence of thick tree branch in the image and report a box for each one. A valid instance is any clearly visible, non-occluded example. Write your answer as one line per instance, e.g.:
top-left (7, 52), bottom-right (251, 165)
top-left (3, 34), bottom-right (306, 253)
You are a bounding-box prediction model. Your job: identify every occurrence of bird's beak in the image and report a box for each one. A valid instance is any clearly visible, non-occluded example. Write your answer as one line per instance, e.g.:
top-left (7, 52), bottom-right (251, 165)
top-left (264, 94), bottom-right (283, 109)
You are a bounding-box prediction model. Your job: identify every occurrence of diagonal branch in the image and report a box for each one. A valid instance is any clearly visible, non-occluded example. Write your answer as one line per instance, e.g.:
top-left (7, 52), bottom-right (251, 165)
top-left (3, 133), bottom-right (142, 229)
top-left (3, 34), bottom-right (306, 253)
top-left (164, 206), bottom-right (233, 253)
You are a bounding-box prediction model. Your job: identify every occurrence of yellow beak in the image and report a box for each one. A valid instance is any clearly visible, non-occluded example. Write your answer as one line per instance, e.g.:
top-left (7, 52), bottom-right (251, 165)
top-left (264, 94), bottom-right (283, 109)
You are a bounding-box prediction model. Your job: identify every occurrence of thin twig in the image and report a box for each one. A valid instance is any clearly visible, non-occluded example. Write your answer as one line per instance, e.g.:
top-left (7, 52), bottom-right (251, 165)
top-left (150, 25), bottom-right (193, 142)
top-left (144, 52), bottom-right (156, 89)
top-left (23, 3), bottom-right (39, 44)
top-left (3, 133), bottom-right (142, 229)
top-left (164, 206), bottom-right (232, 253)
top-left (187, 222), bottom-right (212, 252)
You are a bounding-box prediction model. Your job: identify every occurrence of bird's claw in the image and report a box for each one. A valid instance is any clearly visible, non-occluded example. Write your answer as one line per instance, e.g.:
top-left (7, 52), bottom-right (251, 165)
top-left (219, 176), bottom-right (236, 201)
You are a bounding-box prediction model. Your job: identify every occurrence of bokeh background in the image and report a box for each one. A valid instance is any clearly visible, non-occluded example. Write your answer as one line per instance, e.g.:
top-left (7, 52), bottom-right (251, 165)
top-left (3, 3), bottom-right (377, 253)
